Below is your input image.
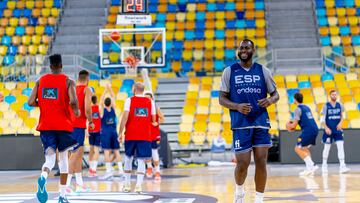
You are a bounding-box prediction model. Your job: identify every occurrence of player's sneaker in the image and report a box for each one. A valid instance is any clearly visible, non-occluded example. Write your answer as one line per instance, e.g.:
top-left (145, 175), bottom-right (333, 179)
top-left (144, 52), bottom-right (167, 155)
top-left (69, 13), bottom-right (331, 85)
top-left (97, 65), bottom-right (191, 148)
top-left (154, 172), bottom-right (161, 181)
top-left (146, 168), bottom-right (153, 178)
top-left (322, 164), bottom-right (328, 174)
top-left (134, 185), bottom-right (142, 193)
top-left (339, 166), bottom-right (350, 174)
top-left (122, 182), bottom-right (131, 193)
top-left (99, 172), bottom-right (113, 180)
top-left (88, 169), bottom-right (98, 177)
top-left (233, 192), bottom-right (245, 203)
top-left (65, 187), bottom-right (77, 196)
top-left (58, 196), bottom-right (70, 203)
top-left (36, 176), bottom-right (48, 203)
top-left (300, 165), bottom-right (318, 176)
top-left (75, 185), bottom-right (91, 193)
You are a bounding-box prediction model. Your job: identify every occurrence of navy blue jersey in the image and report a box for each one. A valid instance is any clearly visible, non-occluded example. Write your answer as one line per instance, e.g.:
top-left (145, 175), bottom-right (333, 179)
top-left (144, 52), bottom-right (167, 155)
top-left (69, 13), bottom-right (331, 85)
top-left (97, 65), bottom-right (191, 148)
top-left (325, 102), bottom-right (342, 134)
top-left (101, 107), bottom-right (117, 129)
top-left (297, 104), bottom-right (319, 134)
top-left (229, 62), bottom-right (270, 129)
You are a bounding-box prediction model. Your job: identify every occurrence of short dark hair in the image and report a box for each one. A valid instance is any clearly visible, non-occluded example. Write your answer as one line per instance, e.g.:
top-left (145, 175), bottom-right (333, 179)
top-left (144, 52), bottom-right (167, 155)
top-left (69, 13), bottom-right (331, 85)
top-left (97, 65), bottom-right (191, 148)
top-left (329, 89), bottom-right (337, 95)
top-left (104, 97), bottom-right (111, 107)
top-left (49, 54), bottom-right (62, 68)
top-left (145, 92), bottom-right (153, 99)
top-left (78, 70), bottom-right (89, 82)
top-left (241, 39), bottom-right (255, 48)
top-left (294, 92), bottom-right (303, 103)
top-left (91, 95), bottom-right (97, 104)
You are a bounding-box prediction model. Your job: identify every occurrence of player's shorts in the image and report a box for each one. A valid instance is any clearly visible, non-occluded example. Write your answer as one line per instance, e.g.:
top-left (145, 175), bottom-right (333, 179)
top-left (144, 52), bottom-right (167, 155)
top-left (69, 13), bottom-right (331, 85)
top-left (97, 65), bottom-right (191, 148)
top-left (89, 132), bottom-right (101, 147)
top-left (124, 140), bottom-right (151, 159)
top-left (297, 132), bottom-right (318, 147)
top-left (151, 140), bottom-right (160, 149)
top-left (40, 130), bottom-right (78, 154)
top-left (322, 132), bottom-right (344, 144)
top-left (232, 128), bottom-right (272, 154)
top-left (101, 129), bottom-right (119, 150)
top-left (70, 128), bottom-right (85, 151)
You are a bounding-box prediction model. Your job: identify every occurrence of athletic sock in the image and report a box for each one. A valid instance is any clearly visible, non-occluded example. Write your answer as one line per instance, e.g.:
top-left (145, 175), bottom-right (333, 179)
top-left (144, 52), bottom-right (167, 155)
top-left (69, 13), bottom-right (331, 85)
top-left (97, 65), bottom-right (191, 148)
top-left (59, 185), bottom-right (66, 197)
top-left (304, 156), bottom-right (314, 169)
top-left (105, 162), bottom-right (112, 174)
top-left (136, 173), bottom-right (144, 186)
top-left (66, 174), bottom-right (73, 187)
top-left (125, 172), bottom-right (131, 184)
top-left (41, 171), bottom-right (48, 179)
top-left (146, 162), bottom-right (152, 169)
top-left (75, 173), bottom-right (83, 187)
top-left (235, 184), bottom-right (245, 195)
top-left (117, 162), bottom-right (124, 174)
top-left (255, 192), bottom-right (264, 203)
top-left (155, 165), bottom-right (160, 173)
top-left (92, 161), bottom-right (98, 171)
top-left (336, 141), bottom-right (346, 167)
top-left (322, 144), bottom-right (331, 166)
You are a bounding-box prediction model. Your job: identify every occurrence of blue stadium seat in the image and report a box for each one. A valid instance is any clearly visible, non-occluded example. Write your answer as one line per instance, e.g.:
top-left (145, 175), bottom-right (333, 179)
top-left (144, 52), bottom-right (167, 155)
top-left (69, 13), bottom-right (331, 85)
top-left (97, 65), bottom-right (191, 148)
top-left (316, 8), bottom-right (326, 17)
top-left (357, 8), bottom-right (360, 16)
top-left (320, 36), bottom-right (331, 46)
top-left (23, 103), bottom-right (34, 112)
top-left (13, 9), bottom-right (22, 18)
top-left (315, 0), bottom-right (325, 8)
top-left (335, 0), bottom-right (345, 7)
top-left (206, 3), bottom-right (216, 11)
top-left (4, 95), bottom-right (16, 104)
top-left (45, 26), bottom-right (54, 36)
top-left (321, 73), bottom-right (334, 81)
top-left (149, 4), bottom-right (157, 12)
top-left (122, 79), bottom-right (134, 87)
top-left (178, 4), bottom-right (187, 12)
top-left (172, 50), bottom-right (182, 61)
top-left (28, 17), bottom-right (38, 26)
top-left (216, 3), bottom-right (225, 11)
top-left (182, 61), bottom-right (192, 72)
top-left (211, 90), bottom-right (220, 98)
top-left (153, 41), bottom-right (162, 51)
top-left (15, 26), bottom-right (25, 36)
top-left (23, 9), bottom-right (32, 18)
top-left (345, 0), bottom-right (354, 7)
top-left (332, 46), bottom-right (343, 54)
top-left (246, 20), bottom-right (256, 28)
top-left (0, 2), bottom-right (6, 10)
top-left (162, 63), bottom-right (171, 73)
top-left (195, 21), bottom-right (205, 29)
top-left (0, 10), bottom-right (3, 18)
top-left (157, 13), bottom-right (166, 22)
top-left (358, 103), bottom-right (360, 110)
top-left (173, 41), bottom-right (184, 50)
top-left (195, 30), bottom-right (204, 40)
top-left (184, 31), bottom-right (195, 40)
top-left (226, 20), bottom-right (236, 29)
top-left (166, 41), bottom-right (173, 51)
top-left (22, 88), bottom-right (32, 96)
top-left (235, 20), bottom-right (246, 28)
top-left (318, 17), bottom-right (328, 26)
top-left (225, 50), bottom-right (234, 59)
top-left (167, 4), bottom-right (177, 13)
top-left (110, 43), bottom-right (120, 52)
top-left (255, 2), bottom-right (265, 10)
top-left (299, 81), bottom-right (311, 89)
top-left (155, 22), bottom-right (165, 28)
top-left (103, 43), bottom-right (111, 52)
top-left (4, 55), bottom-right (14, 65)
top-left (352, 36), bottom-right (360, 45)
top-left (340, 26), bottom-right (350, 36)
top-left (54, 0), bottom-right (62, 8)
top-left (196, 12), bottom-right (206, 21)
top-left (287, 88), bottom-right (299, 97)
top-left (236, 11), bottom-right (245, 20)
top-left (8, 46), bottom-right (17, 56)
top-left (2, 36), bottom-right (11, 46)
top-left (225, 2), bottom-right (235, 10)
top-left (215, 30), bottom-right (225, 39)
top-left (111, 0), bottom-right (120, 6)
top-left (214, 61), bottom-right (225, 72)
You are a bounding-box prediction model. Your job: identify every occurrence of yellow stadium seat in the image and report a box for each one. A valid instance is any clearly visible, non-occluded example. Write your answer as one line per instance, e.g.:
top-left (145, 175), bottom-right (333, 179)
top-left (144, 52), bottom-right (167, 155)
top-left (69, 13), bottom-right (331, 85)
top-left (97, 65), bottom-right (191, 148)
top-left (181, 114), bottom-right (194, 124)
top-left (179, 123), bottom-right (193, 132)
top-left (28, 45), bottom-right (38, 55)
top-left (349, 16), bottom-right (358, 26)
top-left (197, 106), bottom-right (209, 114)
top-left (32, 8), bottom-right (41, 17)
top-left (350, 119), bottom-right (360, 128)
top-left (341, 95), bottom-right (353, 103)
top-left (344, 102), bottom-right (357, 111)
top-left (331, 36), bottom-right (341, 46)
top-left (192, 132), bottom-right (206, 145)
top-left (10, 102), bottom-right (22, 112)
top-left (198, 98), bottom-right (210, 106)
top-left (3, 110), bottom-right (16, 120)
top-left (199, 90), bottom-right (210, 98)
top-left (0, 46), bottom-right (7, 56)
top-left (208, 122), bottom-right (221, 132)
top-left (348, 80), bottom-right (359, 88)
top-left (35, 0), bottom-right (44, 8)
top-left (178, 131), bottom-right (191, 145)
top-left (347, 110), bottom-right (360, 120)
top-left (35, 26), bottom-right (45, 35)
top-left (286, 81), bottom-right (298, 88)
top-left (5, 27), bottom-right (15, 36)
top-left (194, 122), bottom-right (207, 132)
top-left (26, 1), bottom-right (35, 9)
top-left (297, 74), bottom-right (309, 82)
top-left (210, 105), bottom-right (222, 114)
top-left (176, 13), bottom-right (186, 22)
top-left (38, 45), bottom-right (47, 55)
top-left (329, 26), bottom-right (339, 36)
top-left (338, 87), bottom-right (351, 96)
top-left (10, 117), bottom-right (23, 129)
top-left (44, 0), bottom-right (53, 8)
top-left (16, 1), bottom-right (25, 9)
top-left (38, 17), bottom-right (47, 26)
top-left (25, 26), bottom-right (35, 35)
top-left (346, 72), bottom-right (357, 81)
top-left (323, 81), bottom-right (335, 89)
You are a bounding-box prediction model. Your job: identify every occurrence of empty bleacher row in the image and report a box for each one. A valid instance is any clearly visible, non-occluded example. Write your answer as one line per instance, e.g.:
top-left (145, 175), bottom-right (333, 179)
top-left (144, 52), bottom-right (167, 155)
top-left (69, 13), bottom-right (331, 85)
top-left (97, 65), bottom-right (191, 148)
top-left (316, 0), bottom-right (360, 68)
top-left (177, 72), bottom-right (360, 146)
top-left (105, 0), bottom-right (267, 73)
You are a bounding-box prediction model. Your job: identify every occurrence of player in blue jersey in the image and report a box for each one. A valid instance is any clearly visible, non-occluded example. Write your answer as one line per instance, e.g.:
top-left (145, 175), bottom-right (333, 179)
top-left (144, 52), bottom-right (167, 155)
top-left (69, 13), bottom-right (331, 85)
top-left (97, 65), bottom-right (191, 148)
top-left (286, 93), bottom-right (319, 176)
top-left (321, 90), bottom-right (350, 174)
top-left (219, 39), bottom-right (279, 203)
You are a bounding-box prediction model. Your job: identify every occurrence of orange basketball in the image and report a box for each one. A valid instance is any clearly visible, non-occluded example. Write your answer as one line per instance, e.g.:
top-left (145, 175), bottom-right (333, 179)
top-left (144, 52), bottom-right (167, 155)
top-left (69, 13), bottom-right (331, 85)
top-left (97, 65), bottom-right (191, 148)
top-left (124, 55), bottom-right (138, 67)
top-left (110, 31), bottom-right (120, 41)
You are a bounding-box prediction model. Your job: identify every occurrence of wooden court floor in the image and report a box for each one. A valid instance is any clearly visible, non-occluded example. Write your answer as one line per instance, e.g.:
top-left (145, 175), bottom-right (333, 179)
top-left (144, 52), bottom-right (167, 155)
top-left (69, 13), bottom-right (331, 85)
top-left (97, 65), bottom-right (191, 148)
top-left (0, 164), bottom-right (359, 202)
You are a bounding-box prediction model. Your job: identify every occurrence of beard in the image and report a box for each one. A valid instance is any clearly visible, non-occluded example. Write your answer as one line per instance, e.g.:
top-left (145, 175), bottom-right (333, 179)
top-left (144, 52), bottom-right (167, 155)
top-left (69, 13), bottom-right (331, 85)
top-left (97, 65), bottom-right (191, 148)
top-left (238, 52), bottom-right (253, 63)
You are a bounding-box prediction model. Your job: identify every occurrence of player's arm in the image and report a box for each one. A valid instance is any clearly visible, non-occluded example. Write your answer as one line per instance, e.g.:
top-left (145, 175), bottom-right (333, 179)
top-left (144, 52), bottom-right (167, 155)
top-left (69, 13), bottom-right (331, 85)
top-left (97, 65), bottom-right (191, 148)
top-left (118, 111), bottom-right (129, 141)
top-left (67, 78), bottom-right (80, 117)
top-left (288, 107), bottom-right (301, 129)
top-left (337, 104), bottom-right (345, 130)
top-left (218, 67), bottom-right (251, 114)
top-left (99, 87), bottom-right (106, 117)
top-left (151, 100), bottom-right (158, 126)
top-left (106, 84), bottom-right (116, 108)
top-left (85, 87), bottom-right (94, 128)
top-left (320, 104), bottom-right (332, 134)
top-left (27, 81), bottom-right (39, 107)
top-left (288, 119), bottom-right (299, 129)
top-left (157, 107), bottom-right (165, 124)
top-left (258, 67), bottom-right (280, 107)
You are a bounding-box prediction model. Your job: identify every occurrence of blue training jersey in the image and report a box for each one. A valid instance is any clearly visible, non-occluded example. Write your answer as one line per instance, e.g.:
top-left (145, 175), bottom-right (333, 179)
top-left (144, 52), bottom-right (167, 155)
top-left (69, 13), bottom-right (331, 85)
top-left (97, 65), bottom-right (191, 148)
top-left (298, 104), bottom-right (319, 134)
top-left (325, 102), bottom-right (342, 134)
top-left (101, 107), bottom-right (117, 129)
top-left (229, 62), bottom-right (270, 129)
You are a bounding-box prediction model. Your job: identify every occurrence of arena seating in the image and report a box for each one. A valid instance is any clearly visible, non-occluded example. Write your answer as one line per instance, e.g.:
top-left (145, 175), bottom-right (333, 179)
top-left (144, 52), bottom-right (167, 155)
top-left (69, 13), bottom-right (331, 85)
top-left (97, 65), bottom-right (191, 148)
top-left (0, 77), bottom-right (158, 136)
top-left (315, 0), bottom-right (360, 68)
top-left (178, 72), bottom-right (360, 146)
top-left (105, 0), bottom-right (267, 73)
top-left (0, 0), bottom-right (62, 76)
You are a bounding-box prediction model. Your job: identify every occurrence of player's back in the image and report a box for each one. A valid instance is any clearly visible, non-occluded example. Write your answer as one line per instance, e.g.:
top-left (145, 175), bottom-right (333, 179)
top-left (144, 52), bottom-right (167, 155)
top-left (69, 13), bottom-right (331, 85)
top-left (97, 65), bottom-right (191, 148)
top-left (101, 107), bottom-right (116, 129)
top-left (36, 73), bottom-right (72, 132)
top-left (72, 85), bottom-right (87, 128)
top-left (298, 104), bottom-right (318, 134)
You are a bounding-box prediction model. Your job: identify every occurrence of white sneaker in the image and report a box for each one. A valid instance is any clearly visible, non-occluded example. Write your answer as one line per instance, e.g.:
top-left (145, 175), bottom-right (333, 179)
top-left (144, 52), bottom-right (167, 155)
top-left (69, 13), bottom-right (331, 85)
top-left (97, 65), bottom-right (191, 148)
top-left (299, 165), bottom-right (318, 176)
top-left (339, 166), bottom-right (350, 174)
top-left (322, 164), bottom-right (328, 174)
top-left (233, 192), bottom-right (245, 203)
top-left (311, 165), bottom-right (319, 174)
top-left (134, 184), bottom-right (142, 194)
top-left (122, 182), bottom-right (131, 193)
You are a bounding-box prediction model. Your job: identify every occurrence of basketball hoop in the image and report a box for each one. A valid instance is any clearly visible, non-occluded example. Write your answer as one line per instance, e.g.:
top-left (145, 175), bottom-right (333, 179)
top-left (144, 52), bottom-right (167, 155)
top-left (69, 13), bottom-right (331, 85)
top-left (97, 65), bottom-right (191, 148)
top-left (124, 55), bottom-right (139, 77)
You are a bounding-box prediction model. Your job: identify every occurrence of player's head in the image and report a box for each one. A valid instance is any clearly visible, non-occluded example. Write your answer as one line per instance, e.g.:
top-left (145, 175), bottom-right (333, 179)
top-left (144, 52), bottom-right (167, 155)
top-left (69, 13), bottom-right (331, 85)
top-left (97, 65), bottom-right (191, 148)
top-left (91, 95), bottom-right (97, 105)
top-left (133, 82), bottom-right (145, 95)
top-left (237, 39), bottom-right (255, 63)
top-left (78, 70), bottom-right (89, 85)
top-left (144, 90), bottom-right (153, 100)
top-left (104, 97), bottom-right (111, 107)
top-left (329, 90), bottom-right (337, 102)
top-left (49, 54), bottom-right (62, 71)
top-left (294, 92), bottom-right (303, 104)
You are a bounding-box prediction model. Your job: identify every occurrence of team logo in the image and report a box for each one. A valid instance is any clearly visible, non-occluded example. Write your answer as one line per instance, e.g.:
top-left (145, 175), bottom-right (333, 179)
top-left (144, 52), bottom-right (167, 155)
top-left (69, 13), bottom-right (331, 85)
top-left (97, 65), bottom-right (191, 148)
top-left (42, 88), bottom-right (58, 100)
top-left (234, 140), bottom-right (241, 149)
top-left (135, 108), bottom-right (148, 117)
top-left (106, 117), bottom-right (115, 125)
top-left (235, 75), bottom-right (261, 84)
top-left (93, 112), bottom-right (100, 119)
top-left (306, 112), bottom-right (314, 119)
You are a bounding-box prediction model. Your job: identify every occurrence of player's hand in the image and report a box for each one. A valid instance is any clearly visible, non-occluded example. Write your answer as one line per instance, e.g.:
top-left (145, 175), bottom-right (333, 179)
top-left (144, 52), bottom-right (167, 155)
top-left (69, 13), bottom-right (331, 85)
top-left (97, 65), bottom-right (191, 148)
top-left (325, 127), bottom-right (332, 135)
top-left (118, 135), bottom-right (122, 143)
top-left (336, 124), bottom-right (342, 131)
top-left (85, 131), bottom-right (90, 137)
top-left (257, 98), bottom-right (272, 108)
top-left (74, 109), bottom-right (81, 117)
top-left (236, 103), bottom-right (252, 115)
top-left (152, 122), bottom-right (158, 126)
top-left (88, 122), bottom-right (95, 130)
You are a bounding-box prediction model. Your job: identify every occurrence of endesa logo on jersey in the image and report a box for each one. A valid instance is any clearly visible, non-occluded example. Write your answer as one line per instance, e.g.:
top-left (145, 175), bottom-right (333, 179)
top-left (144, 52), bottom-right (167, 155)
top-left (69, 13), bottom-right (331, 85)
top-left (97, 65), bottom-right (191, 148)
top-left (235, 75), bottom-right (262, 94)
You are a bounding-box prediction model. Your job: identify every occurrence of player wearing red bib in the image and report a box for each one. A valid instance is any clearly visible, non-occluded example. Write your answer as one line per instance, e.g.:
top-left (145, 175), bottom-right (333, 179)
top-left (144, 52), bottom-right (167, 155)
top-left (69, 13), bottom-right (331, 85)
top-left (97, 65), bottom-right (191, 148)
top-left (88, 95), bottom-right (101, 177)
top-left (119, 83), bottom-right (157, 193)
top-left (28, 54), bottom-right (79, 203)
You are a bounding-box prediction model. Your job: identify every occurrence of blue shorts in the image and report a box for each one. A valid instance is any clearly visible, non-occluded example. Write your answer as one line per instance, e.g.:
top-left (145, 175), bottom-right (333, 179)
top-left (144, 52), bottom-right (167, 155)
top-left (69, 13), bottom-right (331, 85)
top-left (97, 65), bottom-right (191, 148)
top-left (125, 140), bottom-right (151, 159)
top-left (322, 133), bottom-right (343, 144)
top-left (151, 140), bottom-right (160, 149)
top-left (89, 132), bottom-right (101, 147)
top-left (101, 129), bottom-right (119, 150)
top-left (232, 128), bottom-right (272, 154)
top-left (40, 131), bottom-right (78, 154)
top-left (297, 133), bottom-right (318, 147)
top-left (71, 128), bottom-right (85, 151)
